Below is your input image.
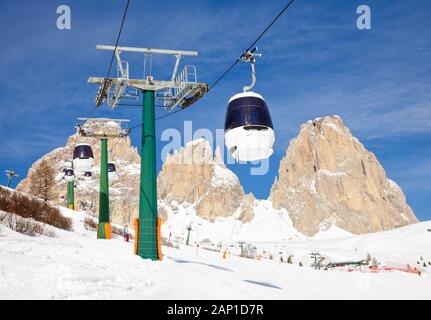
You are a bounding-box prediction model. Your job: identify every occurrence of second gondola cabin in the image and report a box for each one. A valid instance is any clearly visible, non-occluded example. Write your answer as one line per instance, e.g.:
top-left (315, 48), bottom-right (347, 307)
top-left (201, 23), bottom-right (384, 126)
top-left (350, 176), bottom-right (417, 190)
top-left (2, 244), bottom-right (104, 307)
top-left (108, 162), bottom-right (118, 181)
top-left (224, 92), bottom-right (275, 161)
top-left (73, 143), bottom-right (94, 171)
top-left (64, 168), bottom-right (75, 182)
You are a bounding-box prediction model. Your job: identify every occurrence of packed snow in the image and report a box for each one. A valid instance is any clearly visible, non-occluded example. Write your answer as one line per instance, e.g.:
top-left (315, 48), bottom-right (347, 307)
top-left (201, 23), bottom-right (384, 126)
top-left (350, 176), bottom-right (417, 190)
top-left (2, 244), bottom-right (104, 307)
top-left (317, 169), bottom-right (347, 178)
top-left (323, 121), bottom-right (344, 134)
top-left (211, 164), bottom-right (239, 188)
top-left (161, 200), bottom-right (305, 244)
top-left (1, 204), bottom-right (431, 300)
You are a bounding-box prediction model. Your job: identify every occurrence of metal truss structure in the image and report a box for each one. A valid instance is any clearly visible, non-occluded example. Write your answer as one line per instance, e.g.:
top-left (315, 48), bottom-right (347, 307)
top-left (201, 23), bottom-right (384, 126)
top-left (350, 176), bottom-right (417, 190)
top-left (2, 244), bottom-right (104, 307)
top-left (88, 45), bottom-right (208, 111)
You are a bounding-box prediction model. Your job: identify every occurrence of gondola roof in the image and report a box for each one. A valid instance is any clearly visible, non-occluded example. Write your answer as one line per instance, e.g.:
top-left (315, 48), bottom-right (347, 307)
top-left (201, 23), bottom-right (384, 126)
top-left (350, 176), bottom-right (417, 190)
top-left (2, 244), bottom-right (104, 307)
top-left (228, 91), bottom-right (265, 103)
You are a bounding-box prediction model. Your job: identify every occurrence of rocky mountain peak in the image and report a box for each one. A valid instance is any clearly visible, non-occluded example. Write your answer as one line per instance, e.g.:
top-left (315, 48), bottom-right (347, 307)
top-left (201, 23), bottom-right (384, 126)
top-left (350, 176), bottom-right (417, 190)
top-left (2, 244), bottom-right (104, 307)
top-left (166, 138), bottom-right (224, 166)
top-left (158, 139), bottom-right (255, 222)
top-left (270, 115), bottom-right (417, 236)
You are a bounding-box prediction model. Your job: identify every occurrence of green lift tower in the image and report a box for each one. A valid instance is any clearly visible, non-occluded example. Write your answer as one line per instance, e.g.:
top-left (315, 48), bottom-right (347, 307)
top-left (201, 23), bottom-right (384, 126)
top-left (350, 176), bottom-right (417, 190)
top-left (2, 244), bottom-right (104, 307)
top-left (76, 117), bottom-right (130, 239)
top-left (88, 45), bottom-right (207, 260)
top-left (62, 160), bottom-right (75, 210)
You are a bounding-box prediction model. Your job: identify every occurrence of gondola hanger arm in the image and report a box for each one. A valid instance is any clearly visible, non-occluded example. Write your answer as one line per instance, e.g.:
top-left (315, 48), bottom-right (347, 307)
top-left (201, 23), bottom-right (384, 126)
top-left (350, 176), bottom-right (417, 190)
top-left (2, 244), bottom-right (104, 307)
top-left (241, 48), bottom-right (261, 92)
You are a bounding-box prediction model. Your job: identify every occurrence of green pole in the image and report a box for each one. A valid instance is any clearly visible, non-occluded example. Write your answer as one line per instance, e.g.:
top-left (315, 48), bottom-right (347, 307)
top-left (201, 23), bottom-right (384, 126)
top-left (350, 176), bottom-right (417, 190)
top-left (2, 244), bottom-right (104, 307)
top-left (137, 90), bottom-right (159, 260)
top-left (67, 181), bottom-right (74, 210)
top-left (97, 138), bottom-right (111, 239)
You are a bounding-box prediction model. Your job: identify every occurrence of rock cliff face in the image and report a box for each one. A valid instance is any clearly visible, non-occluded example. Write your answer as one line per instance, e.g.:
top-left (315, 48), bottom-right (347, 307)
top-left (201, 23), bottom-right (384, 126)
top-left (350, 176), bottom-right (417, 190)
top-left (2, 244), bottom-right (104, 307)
top-left (269, 115), bottom-right (417, 236)
top-left (157, 139), bottom-right (255, 223)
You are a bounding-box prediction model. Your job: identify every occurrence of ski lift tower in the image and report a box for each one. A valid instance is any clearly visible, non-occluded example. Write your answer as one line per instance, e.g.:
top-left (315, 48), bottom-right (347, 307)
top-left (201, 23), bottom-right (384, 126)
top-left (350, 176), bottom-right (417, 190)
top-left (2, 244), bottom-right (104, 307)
top-left (76, 118), bottom-right (130, 240)
top-left (88, 45), bottom-right (208, 260)
top-left (62, 160), bottom-right (75, 209)
top-left (5, 170), bottom-right (19, 188)
top-left (186, 224), bottom-right (193, 246)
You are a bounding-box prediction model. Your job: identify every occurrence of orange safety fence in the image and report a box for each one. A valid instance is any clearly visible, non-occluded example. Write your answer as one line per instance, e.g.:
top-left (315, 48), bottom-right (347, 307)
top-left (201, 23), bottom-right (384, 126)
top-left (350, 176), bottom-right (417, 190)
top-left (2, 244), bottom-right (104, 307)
top-left (342, 265), bottom-right (421, 275)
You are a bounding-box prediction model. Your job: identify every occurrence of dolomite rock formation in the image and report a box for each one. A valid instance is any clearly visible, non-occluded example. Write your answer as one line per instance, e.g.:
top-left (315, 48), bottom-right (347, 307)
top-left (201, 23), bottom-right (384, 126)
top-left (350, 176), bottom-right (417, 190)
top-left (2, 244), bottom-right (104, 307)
top-left (17, 116), bottom-right (417, 236)
top-left (269, 115), bottom-right (418, 236)
top-left (157, 139), bottom-right (255, 222)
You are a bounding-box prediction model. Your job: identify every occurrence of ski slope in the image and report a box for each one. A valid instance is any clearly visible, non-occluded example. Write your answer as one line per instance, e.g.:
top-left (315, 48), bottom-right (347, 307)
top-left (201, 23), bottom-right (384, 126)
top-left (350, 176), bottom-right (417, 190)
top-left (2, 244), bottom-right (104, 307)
top-left (1, 207), bottom-right (431, 300)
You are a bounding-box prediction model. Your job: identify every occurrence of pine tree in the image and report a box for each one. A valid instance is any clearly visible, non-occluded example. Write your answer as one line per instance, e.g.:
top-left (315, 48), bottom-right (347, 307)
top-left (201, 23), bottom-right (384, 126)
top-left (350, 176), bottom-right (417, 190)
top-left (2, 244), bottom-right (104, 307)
top-left (29, 160), bottom-right (55, 202)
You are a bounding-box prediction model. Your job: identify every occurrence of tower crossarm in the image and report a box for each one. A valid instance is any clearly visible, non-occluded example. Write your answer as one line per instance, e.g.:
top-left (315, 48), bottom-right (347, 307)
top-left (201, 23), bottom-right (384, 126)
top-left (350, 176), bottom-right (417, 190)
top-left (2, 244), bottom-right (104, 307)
top-left (88, 45), bottom-right (208, 110)
top-left (88, 77), bottom-right (208, 110)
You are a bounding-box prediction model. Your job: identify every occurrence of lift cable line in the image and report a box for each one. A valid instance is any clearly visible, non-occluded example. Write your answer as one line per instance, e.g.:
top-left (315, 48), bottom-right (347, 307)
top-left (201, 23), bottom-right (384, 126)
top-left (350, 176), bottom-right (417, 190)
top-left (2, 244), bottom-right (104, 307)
top-left (245, 0), bottom-right (296, 53)
top-left (126, 0), bottom-right (297, 128)
top-left (209, 0), bottom-right (296, 92)
top-left (208, 59), bottom-right (241, 92)
top-left (127, 109), bottom-right (183, 130)
top-left (82, 0), bottom-right (131, 128)
top-left (105, 0), bottom-right (131, 82)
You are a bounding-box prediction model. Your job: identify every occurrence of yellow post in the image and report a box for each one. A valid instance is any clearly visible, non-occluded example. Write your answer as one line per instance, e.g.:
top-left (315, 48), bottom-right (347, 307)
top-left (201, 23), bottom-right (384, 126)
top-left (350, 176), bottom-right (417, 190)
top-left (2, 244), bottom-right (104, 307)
top-left (134, 218), bottom-right (139, 255)
top-left (157, 218), bottom-right (162, 261)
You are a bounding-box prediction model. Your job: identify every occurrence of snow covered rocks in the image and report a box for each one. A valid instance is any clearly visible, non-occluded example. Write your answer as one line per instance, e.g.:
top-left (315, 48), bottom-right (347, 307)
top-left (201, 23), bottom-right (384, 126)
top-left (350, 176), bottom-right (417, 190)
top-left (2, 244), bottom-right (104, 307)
top-left (270, 115), bottom-right (417, 236)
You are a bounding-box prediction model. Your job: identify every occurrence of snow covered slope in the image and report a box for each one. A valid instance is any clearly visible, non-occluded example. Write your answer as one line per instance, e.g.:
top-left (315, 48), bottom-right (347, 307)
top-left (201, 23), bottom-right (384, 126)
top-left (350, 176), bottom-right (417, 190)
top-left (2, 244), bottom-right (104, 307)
top-left (160, 200), bottom-right (306, 244)
top-left (1, 205), bottom-right (430, 300)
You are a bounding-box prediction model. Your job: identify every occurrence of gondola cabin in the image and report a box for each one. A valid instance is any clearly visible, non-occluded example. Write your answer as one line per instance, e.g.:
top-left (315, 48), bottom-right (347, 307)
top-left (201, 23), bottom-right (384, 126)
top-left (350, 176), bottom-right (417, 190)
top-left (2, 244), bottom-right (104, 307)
top-left (73, 143), bottom-right (94, 171)
top-left (64, 168), bottom-right (75, 182)
top-left (108, 162), bottom-right (116, 173)
top-left (224, 92), bottom-right (275, 161)
top-left (108, 162), bottom-right (118, 181)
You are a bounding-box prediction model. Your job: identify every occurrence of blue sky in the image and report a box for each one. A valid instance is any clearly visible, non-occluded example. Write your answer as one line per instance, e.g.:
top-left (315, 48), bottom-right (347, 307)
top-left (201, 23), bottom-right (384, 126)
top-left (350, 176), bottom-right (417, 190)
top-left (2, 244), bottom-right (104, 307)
top-left (0, 0), bottom-right (430, 221)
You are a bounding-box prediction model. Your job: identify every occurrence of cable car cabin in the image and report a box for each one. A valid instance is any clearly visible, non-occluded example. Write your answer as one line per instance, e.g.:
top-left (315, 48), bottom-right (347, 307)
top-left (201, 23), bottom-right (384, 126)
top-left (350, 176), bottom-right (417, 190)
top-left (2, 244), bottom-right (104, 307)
top-left (73, 143), bottom-right (94, 171)
top-left (108, 163), bottom-right (116, 173)
top-left (64, 169), bottom-right (75, 182)
top-left (224, 92), bottom-right (275, 161)
top-left (108, 162), bottom-right (118, 181)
